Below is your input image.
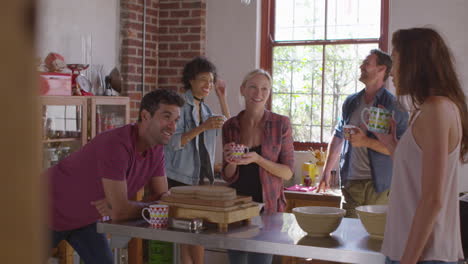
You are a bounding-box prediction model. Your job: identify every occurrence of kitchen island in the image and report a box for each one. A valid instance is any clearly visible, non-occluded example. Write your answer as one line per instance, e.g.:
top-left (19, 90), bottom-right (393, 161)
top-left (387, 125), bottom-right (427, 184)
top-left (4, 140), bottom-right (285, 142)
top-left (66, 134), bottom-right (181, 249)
top-left (97, 213), bottom-right (384, 263)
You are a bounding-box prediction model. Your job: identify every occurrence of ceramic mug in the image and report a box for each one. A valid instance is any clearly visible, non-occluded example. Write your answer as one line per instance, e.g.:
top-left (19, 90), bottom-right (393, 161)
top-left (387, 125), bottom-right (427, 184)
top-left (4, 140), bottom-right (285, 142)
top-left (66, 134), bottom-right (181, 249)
top-left (361, 107), bottom-right (392, 134)
top-left (142, 204), bottom-right (169, 228)
top-left (211, 114), bottom-right (227, 121)
top-left (343, 125), bottom-right (357, 140)
top-left (230, 144), bottom-right (250, 159)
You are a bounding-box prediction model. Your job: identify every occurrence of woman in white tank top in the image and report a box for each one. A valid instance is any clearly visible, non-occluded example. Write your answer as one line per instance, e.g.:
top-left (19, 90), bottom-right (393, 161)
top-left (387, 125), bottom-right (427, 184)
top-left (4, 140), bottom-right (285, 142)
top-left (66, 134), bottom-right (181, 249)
top-left (374, 28), bottom-right (468, 264)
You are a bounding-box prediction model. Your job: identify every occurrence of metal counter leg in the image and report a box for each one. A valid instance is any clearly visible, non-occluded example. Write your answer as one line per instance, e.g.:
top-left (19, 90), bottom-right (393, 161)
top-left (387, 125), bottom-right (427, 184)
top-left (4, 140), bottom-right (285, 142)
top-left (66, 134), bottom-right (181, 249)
top-left (113, 248), bottom-right (128, 264)
top-left (109, 235), bottom-right (132, 264)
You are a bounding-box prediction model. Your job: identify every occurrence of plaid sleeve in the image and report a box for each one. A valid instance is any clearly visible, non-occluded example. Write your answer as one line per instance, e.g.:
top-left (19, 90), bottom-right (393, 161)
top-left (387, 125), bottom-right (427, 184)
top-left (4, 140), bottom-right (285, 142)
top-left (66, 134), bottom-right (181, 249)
top-left (278, 116), bottom-right (295, 172)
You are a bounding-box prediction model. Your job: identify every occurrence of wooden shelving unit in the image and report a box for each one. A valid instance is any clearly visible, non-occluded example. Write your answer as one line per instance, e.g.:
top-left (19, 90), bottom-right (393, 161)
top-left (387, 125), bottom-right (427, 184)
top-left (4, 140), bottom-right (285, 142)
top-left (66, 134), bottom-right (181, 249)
top-left (41, 96), bottom-right (130, 264)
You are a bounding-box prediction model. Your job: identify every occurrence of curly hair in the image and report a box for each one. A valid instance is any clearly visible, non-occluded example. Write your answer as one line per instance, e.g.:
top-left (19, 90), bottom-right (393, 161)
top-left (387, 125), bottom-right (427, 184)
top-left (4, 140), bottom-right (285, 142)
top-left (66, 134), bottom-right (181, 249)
top-left (181, 56), bottom-right (217, 90)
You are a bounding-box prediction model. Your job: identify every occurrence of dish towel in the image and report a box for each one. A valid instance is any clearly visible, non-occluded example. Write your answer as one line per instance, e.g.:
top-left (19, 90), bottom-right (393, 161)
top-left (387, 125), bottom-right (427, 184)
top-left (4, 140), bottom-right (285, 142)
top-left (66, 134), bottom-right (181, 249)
top-left (284, 184), bottom-right (317, 192)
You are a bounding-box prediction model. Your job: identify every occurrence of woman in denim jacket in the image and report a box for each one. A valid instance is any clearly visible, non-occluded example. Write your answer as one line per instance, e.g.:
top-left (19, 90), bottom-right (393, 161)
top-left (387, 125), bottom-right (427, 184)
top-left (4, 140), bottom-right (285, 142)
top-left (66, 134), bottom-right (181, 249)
top-left (164, 56), bottom-right (230, 264)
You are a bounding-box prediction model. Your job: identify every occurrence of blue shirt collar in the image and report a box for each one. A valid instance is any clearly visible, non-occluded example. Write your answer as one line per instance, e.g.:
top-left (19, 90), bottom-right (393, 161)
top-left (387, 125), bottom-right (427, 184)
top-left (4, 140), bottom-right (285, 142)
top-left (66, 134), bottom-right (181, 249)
top-left (356, 85), bottom-right (387, 103)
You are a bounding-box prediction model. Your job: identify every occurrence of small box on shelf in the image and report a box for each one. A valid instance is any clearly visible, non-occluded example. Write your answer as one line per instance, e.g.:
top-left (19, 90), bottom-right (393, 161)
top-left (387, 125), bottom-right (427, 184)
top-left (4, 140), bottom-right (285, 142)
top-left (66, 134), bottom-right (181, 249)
top-left (40, 72), bottom-right (72, 96)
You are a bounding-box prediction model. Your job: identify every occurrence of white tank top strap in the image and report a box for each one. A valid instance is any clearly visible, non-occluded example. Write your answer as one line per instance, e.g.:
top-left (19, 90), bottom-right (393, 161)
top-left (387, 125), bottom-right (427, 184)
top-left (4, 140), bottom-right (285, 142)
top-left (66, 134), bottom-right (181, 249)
top-left (409, 110), bottom-right (422, 126)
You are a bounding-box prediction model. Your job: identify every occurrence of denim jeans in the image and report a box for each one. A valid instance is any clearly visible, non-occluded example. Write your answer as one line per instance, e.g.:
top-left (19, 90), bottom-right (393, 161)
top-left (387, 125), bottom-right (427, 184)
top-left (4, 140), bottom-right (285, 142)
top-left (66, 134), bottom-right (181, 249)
top-left (385, 256), bottom-right (459, 264)
top-left (52, 222), bottom-right (113, 264)
top-left (228, 250), bottom-right (273, 264)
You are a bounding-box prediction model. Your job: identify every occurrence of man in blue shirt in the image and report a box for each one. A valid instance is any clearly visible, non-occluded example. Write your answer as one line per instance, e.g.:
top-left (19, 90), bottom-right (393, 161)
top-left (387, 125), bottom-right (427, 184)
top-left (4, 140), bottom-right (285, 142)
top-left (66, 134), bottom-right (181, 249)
top-left (317, 49), bottom-right (409, 218)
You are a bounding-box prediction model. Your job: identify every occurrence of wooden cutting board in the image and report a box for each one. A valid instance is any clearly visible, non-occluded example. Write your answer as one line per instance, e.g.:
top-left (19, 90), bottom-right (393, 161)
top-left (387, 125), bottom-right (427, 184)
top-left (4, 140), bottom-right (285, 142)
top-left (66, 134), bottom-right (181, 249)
top-left (170, 185), bottom-right (237, 201)
top-left (161, 195), bottom-right (252, 208)
top-left (160, 201), bottom-right (258, 212)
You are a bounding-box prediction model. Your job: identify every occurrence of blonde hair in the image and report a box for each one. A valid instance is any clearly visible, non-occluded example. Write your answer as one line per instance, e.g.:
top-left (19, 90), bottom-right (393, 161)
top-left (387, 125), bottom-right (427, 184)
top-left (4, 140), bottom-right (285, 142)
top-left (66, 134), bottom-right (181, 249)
top-left (241, 69), bottom-right (272, 87)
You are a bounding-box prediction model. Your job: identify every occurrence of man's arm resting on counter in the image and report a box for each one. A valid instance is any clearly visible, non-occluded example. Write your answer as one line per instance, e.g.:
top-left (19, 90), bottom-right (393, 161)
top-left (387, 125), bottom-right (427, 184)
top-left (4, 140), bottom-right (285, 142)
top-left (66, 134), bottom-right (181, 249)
top-left (101, 178), bottom-right (153, 221)
top-left (144, 176), bottom-right (169, 202)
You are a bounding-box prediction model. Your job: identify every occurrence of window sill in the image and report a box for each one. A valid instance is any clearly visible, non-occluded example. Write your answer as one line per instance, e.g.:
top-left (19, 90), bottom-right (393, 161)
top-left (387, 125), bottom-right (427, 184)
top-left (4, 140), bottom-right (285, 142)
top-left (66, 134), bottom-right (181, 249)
top-left (293, 142), bottom-right (328, 151)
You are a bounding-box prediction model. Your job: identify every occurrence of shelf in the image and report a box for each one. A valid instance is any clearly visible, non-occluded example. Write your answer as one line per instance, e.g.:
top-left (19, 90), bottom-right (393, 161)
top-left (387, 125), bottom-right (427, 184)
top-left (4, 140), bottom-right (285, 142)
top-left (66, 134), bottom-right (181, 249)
top-left (43, 138), bottom-right (81, 143)
top-left (40, 95), bottom-right (130, 264)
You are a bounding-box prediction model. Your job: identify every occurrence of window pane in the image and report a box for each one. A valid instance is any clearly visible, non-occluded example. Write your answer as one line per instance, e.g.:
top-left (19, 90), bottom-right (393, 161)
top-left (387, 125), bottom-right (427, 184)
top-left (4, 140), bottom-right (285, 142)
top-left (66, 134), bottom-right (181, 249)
top-left (275, 0), bottom-right (325, 41)
top-left (290, 94), bottom-right (312, 125)
top-left (327, 0), bottom-right (381, 39)
top-left (322, 94), bottom-right (340, 127)
top-left (272, 45), bottom-right (323, 142)
top-left (272, 93), bottom-right (291, 117)
top-left (322, 126), bottom-right (334, 142)
top-left (311, 126), bottom-right (321, 142)
top-left (293, 124), bottom-right (311, 142)
top-left (272, 47), bottom-right (293, 94)
top-left (273, 46), bottom-right (323, 94)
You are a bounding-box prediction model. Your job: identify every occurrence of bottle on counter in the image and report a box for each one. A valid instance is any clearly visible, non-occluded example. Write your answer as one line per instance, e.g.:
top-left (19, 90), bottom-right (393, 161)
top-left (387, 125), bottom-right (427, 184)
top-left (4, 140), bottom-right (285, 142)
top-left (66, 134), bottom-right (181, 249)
top-left (302, 162), bottom-right (319, 186)
top-left (304, 174), bottom-right (312, 187)
top-left (301, 162), bottom-right (311, 185)
top-left (329, 170), bottom-right (340, 190)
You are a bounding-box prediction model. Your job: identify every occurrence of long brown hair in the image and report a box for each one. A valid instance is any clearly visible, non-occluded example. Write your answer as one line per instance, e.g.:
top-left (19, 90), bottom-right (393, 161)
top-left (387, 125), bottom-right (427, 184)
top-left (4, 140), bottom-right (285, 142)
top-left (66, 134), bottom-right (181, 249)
top-left (392, 27), bottom-right (468, 162)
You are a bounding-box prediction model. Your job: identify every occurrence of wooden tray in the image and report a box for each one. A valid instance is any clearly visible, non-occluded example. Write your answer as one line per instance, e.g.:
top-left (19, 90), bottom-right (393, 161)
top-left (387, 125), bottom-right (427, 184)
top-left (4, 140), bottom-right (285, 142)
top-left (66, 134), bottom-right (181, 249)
top-left (167, 203), bottom-right (260, 232)
top-left (160, 201), bottom-right (257, 212)
top-left (161, 195), bottom-right (252, 208)
top-left (170, 185), bottom-right (237, 200)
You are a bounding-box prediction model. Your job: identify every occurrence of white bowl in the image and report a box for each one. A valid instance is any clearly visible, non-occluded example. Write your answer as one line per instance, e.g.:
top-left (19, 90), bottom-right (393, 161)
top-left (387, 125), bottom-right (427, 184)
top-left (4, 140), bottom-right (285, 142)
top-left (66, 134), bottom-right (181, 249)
top-left (292, 206), bottom-right (346, 237)
top-left (355, 205), bottom-right (387, 239)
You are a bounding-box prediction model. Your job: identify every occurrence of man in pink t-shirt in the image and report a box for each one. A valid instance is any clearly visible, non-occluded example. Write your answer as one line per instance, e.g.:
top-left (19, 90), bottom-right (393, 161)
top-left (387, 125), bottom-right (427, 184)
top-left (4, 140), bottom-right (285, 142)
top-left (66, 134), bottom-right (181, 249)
top-left (48, 89), bottom-right (184, 264)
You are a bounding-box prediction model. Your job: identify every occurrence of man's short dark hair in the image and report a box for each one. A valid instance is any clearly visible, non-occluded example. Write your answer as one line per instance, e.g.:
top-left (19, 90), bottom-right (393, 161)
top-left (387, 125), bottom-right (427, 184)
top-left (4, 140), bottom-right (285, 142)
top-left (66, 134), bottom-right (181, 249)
top-left (370, 49), bottom-right (392, 81)
top-left (138, 89), bottom-right (185, 122)
top-left (181, 56), bottom-right (217, 91)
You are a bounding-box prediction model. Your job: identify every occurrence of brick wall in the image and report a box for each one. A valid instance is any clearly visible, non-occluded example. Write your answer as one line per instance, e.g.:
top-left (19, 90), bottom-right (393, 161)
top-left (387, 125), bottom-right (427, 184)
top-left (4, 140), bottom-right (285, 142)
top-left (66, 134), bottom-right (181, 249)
top-left (120, 0), bottom-right (158, 121)
top-left (120, 0), bottom-right (206, 122)
top-left (158, 0), bottom-right (206, 91)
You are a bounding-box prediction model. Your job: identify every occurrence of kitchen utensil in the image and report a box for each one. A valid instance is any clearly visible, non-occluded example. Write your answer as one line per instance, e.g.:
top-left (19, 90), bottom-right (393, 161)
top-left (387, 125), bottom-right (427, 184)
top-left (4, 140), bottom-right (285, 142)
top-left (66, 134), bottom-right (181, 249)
top-left (109, 67), bottom-right (122, 93)
top-left (168, 218), bottom-right (204, 232)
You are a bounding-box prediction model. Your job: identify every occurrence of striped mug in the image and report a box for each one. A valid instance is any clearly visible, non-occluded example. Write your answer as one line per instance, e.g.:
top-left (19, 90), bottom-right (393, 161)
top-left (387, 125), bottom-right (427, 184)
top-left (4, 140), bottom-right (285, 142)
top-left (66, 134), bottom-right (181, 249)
top-left (142, 204), bottom-right (169, 228)
top-left (361, 107), bottom-right (392, 134)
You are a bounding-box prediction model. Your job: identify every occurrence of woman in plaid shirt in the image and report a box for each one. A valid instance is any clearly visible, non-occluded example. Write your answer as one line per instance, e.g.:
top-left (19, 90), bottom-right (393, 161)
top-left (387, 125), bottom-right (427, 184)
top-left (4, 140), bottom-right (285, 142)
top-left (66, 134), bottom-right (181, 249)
top-left (222, 69), bottom-right (295, 264)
